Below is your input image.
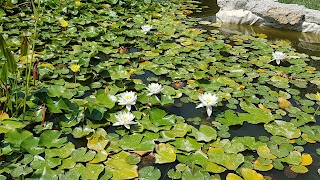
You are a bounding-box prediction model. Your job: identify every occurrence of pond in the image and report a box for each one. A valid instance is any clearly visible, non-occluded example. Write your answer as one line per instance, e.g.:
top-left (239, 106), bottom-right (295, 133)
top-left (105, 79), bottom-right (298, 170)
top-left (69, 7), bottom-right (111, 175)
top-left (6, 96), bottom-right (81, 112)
top-left (0, 0), bottom-right (320, 179)
top-left (191, 0), bottom-right (320, 179)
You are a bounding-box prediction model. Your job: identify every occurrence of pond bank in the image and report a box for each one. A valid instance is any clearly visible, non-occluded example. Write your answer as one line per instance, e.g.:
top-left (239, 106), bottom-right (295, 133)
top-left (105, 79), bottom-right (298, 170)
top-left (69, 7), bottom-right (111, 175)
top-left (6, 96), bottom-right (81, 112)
top-left (216, 0), bottom-right (320, 34)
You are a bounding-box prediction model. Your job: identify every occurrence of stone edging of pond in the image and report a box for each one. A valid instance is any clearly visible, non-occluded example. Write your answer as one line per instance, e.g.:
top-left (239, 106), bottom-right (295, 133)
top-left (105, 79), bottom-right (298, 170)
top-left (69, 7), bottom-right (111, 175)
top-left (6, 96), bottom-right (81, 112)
top-left (216, 0), bottom-right (320, 34)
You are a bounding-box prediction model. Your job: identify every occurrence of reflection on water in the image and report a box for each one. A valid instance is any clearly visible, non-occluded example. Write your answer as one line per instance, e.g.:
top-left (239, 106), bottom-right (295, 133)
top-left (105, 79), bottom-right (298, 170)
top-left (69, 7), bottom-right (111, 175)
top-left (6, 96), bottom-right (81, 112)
top-left (194, 0), bottom-right (320, 69)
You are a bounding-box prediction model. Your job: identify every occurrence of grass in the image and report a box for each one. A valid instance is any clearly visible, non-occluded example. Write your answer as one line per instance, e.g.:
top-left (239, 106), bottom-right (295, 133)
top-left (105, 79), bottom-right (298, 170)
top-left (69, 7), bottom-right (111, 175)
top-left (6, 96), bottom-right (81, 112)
top-left (278, 0), bottom-right (320, 10)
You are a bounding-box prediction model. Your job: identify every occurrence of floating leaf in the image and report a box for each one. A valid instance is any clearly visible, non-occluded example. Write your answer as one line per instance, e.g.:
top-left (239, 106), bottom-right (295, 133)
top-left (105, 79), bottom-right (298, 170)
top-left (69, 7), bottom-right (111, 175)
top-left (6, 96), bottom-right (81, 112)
top-left (71, 147), bottom-right (96, 162)
top-left (155, 143), bottom-right (176, 164)
top-left (257, 146), bottom-right (276, 159)
top-left (170, 137), bottom-right (202, 152)
top-left (208, 147), bottom-right (244, 170)
top-left (254, 160), bottom-right (273, 171)
top-left (4, 129), bottom-right (33, 149)
top-left (104, 151), bottom-right (138, 179)
top-left (139, 166), bottom-right (161, 180)
top-left (39, 130), bottom-right (67, 148)
top-left (82, 163), bottom-right (105, 179)
top-left (241, 168), bottom-right (264, 180)
top-left (87, 128), bottom-right (109, 152)
top-left (264, 120), bottom-right (301, 139)
top-left (188, 125), bottom-right (217, 142)
top-left (226, 173), bottom-right (243, 180)
top-left (290, 165), bottom-right (308, 174)
top-left (300, 153), bottom-right (312, 166)
top-left (281, 151), bottom-right (302, 165)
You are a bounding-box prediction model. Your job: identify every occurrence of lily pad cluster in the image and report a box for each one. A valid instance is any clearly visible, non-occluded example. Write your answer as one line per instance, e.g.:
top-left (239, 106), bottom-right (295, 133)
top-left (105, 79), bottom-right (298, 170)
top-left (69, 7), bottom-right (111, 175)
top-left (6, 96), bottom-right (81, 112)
top-left (0, 0), bottom-right (320, 179)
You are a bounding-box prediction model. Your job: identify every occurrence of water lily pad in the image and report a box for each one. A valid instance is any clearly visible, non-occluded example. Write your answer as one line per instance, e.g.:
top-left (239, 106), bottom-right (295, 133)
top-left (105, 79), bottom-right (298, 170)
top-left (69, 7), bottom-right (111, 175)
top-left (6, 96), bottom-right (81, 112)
top-left (104, 151), bottom-right (138, 179)
top-left (239, 101), bottom-right (274, 124)
top-left (155, 143), bottom-right (176, 164)
top-left (208, 147), bottom-right (244, 170)
top-left (4, 129), bottom-right (33, 150)
top-left (171, 137), bottom-right (202, 152)
top-left (254, 160), bottom-right (273, 171)
top-left (241, 168), bottom-right (265, 180)
top-left (300, 153), bottom-right (312, 166)
top-left (71, 147), bottom-right (96, 162)
top-left (264, 120), bottom-right (301, 139)
top-left (149, 108), bottom-right (175, 127)
top-left (21, 136), bottom-right (44, 155)
top-left (188, 125), bottom-right (217, 142)
top-left (290, 165), bottom-right (308, 174)
top-left (139, 166), bottom-right (161, 180)
top-left (87, 128), bottom-right (109, 152)
top-left (281, 151), bottom-right (302, 165)
top-left (226, 173), bottom-right (243, 180)
top-left (39, 130), bottom-right (67, 148)
top-left (257, 146), bottom-right (276, 159)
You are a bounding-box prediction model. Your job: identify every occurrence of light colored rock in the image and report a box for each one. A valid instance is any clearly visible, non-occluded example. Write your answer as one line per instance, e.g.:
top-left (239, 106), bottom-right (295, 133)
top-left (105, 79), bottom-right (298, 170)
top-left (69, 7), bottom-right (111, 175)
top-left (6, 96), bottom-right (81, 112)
top-left (216, 0), bottom-right (320, 34)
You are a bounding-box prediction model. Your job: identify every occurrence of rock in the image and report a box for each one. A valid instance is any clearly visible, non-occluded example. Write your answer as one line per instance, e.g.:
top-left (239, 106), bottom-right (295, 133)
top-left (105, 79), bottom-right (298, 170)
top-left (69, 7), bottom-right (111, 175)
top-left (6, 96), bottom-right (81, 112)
top-left (216, 0), bottom-right (320, 34)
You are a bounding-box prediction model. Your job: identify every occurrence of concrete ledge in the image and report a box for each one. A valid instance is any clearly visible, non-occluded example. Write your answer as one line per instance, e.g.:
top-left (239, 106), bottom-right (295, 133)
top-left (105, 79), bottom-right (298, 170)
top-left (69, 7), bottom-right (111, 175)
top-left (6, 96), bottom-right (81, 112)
top-left (216, 0), bottom-right (320, 34)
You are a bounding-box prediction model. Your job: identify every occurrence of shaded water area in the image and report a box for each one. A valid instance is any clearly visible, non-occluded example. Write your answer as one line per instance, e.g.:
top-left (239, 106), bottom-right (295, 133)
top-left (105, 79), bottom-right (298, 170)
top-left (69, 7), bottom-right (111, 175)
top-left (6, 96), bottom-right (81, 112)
top-left (186, 0), bottom-right (320, 179)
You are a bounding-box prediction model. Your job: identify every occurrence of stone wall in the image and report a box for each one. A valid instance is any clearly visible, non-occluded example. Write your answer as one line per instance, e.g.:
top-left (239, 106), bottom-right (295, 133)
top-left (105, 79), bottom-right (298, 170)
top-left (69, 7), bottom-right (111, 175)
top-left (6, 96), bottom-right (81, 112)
top-left (216, 0), bottom-right (320, 34)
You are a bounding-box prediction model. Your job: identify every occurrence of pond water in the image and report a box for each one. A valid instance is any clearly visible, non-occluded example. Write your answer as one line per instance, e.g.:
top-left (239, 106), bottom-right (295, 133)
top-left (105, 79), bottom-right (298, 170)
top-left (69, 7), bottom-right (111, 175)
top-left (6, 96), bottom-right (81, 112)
top-left (187, 1), bottom-right (320, 179)
top-left (1, 0), bottom-right (320, 179)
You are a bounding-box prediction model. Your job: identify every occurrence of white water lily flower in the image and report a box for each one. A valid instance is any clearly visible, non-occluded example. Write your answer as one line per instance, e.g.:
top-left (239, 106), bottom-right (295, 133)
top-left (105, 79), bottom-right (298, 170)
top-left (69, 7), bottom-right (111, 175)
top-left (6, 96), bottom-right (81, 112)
top-left (146, 83), bottom-right (163, 96)
top-left (118, 91), bottom-right (137, 111)
top-left (141, 25), bottom-right (152, 34)
top-left (113, 111), bottom-right (137, 129)
top-left (196, 92), bottom-right (218, 117)
top-left (272, 51), bottom-right (287, 65)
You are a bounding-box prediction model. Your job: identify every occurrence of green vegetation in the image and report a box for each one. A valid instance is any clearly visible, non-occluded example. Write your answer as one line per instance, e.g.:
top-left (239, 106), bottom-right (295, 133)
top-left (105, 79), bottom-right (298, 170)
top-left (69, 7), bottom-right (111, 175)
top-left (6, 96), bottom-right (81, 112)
top-left (278, 0), bottom-right (320, 10)
top-left (0, 0), bottom-right (320, 179)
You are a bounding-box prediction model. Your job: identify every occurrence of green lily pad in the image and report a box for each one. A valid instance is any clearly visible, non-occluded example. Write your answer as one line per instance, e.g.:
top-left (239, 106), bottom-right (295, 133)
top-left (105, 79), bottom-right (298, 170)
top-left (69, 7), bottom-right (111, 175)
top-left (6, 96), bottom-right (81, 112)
top-left (171, 137), bottom-right (203, 152)
top-left (39, 130), bottom-right (67, 148)
top-left (139, 166), bottom-right (161, 180)
top-left (21, 136), bottom-right (45, 155)
top-left (4, 129), bottom-right (33, 150)
top-left (188, 125), bottom-right (217, 142)
top-left (87, 128), bottom-right (109, 152)
top-left (71, 147), bottom-right (96, 162)
top-left (104, 151), bottom-right (138, 179)
top-left (264, 120), bottom-right (301, 139)
top-left (149, 108), bottom-right (176, 127)
top-left (155, 143), bottom-right (176, 164)
top-left (290, 165), bottom-right (308, 174)
top-left (281, 151), bottom-right (302, 165)
top-left (207, 147), bottom-right (244, 170)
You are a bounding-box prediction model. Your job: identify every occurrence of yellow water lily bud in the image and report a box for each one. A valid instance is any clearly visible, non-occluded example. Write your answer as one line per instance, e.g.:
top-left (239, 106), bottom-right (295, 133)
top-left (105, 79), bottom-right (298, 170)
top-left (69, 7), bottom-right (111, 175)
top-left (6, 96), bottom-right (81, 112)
top-left (238, 84), bottom-right (245, 90)
top-left (59, 20), bottom-right (69, 28)
top-left (105, 86), bottom-right (109, 95)
top-left (75, 1), bottom-right (81, 7)
top-left (70, 64), bottom-right (80, 72)
top-left (207, 37), bottom-right (216, 41)
top-left (278, 97), bottom-right (291, 109)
